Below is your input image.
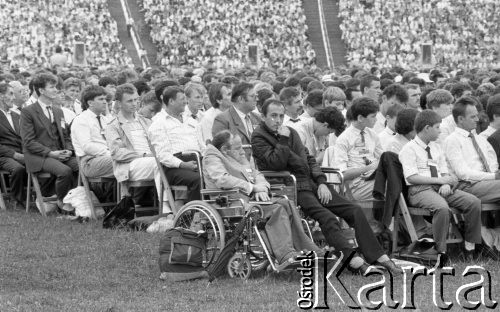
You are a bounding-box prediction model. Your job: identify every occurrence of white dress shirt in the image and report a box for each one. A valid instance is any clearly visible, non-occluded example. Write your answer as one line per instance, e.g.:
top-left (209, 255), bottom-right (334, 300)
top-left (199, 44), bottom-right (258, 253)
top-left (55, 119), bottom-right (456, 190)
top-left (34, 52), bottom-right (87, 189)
top-left (438, 114), bottom-right (456, 146)
top-left (1, 109), bottom-right (15, 130)
top-left (25, 95), bottom-right (37, 106)
top-left (295, 118), bottom-right (328, 158)
top-left (283, 114), bottom-right (303, 131)
top-left (444, 127), bottom-right (498, 181)
top-left (149, 112), bottom-right (206, 168)
top-left (126, 118), bottom-right (151, 155)
top-left (479, 125), bottom-right (497, 139)
top-left (373, 112), bottom-right (386, 133)
top-left (182, 109), bottom-right (204, 127)
top-left (234, 106), bottom-right (253, 136)
top-left (71, 109), bottom-right (111, 157)
top-left (10, 107), bottom-right (21, 115)
top-left (62, 107), bottom-right (76, 124)
top-left (385, 134), bottom-right (410, 154)
top-left (399, 136), bottom-right (448, 185)
top-left (378, 126), bottom-right (396, 151)
top-left (198, 107), bottom-right (222, 143)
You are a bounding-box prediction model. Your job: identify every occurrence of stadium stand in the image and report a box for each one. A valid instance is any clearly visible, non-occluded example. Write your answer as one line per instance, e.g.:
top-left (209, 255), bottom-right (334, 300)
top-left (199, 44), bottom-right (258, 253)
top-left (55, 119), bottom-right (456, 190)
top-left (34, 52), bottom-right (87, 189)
top-left (339, 0), bottom-right (500, 69)
top-left (139, 0), bottom-right (317, 68)
top-left (0, 0), bottom-right (133, 68)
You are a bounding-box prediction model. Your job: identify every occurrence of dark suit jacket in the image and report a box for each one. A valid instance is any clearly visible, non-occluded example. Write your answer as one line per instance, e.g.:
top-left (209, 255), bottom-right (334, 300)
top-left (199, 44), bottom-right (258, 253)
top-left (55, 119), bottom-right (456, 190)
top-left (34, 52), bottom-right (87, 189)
top-left (251, 121), bottom-right (326, 192)
top-left (0, 111), bottom-right (22, 158)
top-left (487, 129), bottom-right (500, 167)
top-left (20, 102), bottom-right (73, 172)
top-left (212, 106), bottom-right (262, 145)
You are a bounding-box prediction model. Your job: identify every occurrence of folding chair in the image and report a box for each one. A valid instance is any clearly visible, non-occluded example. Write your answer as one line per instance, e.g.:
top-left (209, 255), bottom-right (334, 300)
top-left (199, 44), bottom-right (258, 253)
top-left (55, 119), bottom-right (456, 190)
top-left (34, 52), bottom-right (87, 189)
top-left (117, 180), bottom-right (161, 216)
top-left (77, 157), bottom-right (117, 220)
top-left (0, 170), bottom-right (10, 210)
top-left (26, 172), bottom-right (58, 217)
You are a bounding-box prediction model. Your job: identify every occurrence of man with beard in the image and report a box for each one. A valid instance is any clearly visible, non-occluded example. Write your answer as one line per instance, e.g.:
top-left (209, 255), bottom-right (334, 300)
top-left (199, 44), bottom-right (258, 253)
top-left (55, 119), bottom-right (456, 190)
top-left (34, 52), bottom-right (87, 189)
top-left (204, 130), bottom-right (325, 265)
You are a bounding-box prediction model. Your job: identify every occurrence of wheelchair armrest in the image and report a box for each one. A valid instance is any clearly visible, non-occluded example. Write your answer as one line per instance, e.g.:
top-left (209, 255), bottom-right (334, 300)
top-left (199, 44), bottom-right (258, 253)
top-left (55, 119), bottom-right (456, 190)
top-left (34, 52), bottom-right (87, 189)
top-left (201, 188), bottom-right (240, 196)
top-left (261, 171), bottom-right (293, 178)
top-left (181, 150), bottom-right (201, 157)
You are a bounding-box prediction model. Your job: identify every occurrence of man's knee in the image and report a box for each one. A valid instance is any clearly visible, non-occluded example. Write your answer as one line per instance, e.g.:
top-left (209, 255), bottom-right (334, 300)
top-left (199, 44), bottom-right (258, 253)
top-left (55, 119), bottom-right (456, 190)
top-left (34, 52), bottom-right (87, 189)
top-left (58, 165), bottom-right (73, 178)
top-left (11, 164), bottom-right (26, 176)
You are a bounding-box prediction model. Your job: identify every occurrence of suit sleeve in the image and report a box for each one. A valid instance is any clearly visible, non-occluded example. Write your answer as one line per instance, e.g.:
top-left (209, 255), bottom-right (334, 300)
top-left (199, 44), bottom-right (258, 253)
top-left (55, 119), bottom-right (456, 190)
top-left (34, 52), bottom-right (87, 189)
top-left (211, 114), bottom-right (229, 139)
top-left (0, 144), bottom-right (16, 158)
top-left (105, 121), bottom-right (141, 162)
top-left (20, 109), bottom-right (52, 157)
top-left (203, 154), bottom-right (253, 194)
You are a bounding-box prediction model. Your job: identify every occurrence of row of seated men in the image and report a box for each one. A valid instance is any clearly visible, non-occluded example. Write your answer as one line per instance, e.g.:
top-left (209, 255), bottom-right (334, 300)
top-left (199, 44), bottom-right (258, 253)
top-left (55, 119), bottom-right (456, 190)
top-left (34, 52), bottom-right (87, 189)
top-left (0, 72), bottom-right (404, 274)
top-left (2, 72), bottom-right (500, 269)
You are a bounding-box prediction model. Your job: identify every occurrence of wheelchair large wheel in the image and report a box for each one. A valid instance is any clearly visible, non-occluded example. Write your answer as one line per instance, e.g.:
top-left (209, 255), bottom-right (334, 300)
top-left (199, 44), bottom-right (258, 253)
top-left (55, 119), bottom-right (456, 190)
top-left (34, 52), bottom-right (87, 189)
top-left (174, 201), bottom-right (225, 268)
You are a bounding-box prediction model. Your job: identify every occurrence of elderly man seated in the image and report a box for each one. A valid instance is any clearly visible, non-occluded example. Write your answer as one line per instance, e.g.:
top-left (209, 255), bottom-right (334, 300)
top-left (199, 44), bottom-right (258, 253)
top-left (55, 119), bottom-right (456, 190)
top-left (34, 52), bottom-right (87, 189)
top-left (203, 130), bottom-right (324, 265)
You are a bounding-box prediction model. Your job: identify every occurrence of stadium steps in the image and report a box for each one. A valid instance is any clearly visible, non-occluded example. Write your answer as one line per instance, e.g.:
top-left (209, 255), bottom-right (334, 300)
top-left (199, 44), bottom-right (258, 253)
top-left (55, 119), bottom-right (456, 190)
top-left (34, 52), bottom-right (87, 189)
top-left (125, 0), bottom-right (158, 67)
top-left (106, 0), bottom-right (142, 67)
top-left (324, 0), bottom-right (347, 67)
top-left (302, 0), bottom-right (328, 68)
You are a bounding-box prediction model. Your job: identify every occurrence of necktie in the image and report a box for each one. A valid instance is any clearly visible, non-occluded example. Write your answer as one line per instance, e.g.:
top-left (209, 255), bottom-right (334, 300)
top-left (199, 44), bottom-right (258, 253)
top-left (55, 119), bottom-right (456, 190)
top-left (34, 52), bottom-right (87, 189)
top-left (97, 115), bottom-right (106, 140)
top-left (360, 130), bottom-right (366, 144)
top-left (425, 146), bottom-right (439, 177)
top-left (245, 115), bottom-right (253, 136)
top-left (360, 130), bottom-right (371, 165)
top-left (46, 106), bottom-right (53, 123)
top-left (469, 133), bottom-right (490, 172)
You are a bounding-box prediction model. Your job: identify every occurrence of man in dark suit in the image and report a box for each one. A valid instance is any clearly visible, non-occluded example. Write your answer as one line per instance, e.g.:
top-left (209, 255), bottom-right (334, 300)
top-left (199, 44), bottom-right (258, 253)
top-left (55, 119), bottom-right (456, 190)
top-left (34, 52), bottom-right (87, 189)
top-left (20, 73), bottom-right (78, 208)
top-left (251, 99), bottom-right (402, 274)
top-left (0, 83), bottom-right (26, 208)
top-left (212, 82), bottom-right (262, 145)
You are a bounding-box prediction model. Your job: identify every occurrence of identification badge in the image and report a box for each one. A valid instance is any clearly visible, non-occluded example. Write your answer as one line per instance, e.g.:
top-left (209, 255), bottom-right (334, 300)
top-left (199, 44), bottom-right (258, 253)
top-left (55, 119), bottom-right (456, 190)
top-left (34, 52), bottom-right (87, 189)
top-left (60, 119), bottom-right (66, 129)
top-left (358, 148), bottom-right (370, 155)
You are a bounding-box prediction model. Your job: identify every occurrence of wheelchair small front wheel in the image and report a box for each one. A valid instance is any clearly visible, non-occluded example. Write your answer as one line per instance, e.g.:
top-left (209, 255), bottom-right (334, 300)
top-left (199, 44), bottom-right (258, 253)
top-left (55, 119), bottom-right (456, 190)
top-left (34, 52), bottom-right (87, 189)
top-left (227, 252), bottom-right (252, 279)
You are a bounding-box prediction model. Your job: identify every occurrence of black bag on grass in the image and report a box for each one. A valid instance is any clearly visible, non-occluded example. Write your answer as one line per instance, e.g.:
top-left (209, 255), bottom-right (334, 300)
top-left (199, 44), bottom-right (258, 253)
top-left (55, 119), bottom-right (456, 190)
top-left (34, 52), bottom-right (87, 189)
top-left (103, 196), bottom-right (135, 229)
top-left (159, 227), bottom-right (209, 281)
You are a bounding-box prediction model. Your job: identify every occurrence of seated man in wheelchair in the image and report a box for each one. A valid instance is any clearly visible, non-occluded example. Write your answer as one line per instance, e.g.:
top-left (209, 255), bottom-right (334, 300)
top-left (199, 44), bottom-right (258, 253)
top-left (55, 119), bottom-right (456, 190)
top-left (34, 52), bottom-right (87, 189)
top-left (203, 130), bottom-right (324, 266)
top-left (252, 100), bottom-right (402, 274)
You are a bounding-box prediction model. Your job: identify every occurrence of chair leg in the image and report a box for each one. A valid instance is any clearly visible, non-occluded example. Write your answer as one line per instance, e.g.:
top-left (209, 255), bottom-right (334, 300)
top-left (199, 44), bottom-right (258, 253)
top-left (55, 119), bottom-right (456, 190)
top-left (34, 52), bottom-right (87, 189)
top-left (80, 173), bottom-right (97, 220)
top-left (26, 172), bottom-right (32, 213)
top-left (0, 193), bottom-right (6, 210)
top-left (31, 174), bottom-right (47, 217)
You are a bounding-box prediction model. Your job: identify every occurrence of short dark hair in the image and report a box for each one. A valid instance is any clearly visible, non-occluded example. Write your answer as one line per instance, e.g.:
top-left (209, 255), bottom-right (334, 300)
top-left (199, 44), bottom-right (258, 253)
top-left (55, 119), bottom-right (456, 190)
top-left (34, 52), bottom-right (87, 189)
top-left (212, 130), bottom-right (233, 150)
top-left (299, 77), bottom-right (316, 92)
top-left (221, 76), bottom-right (239, 85)
top-left (115, 83), bottom-right (137, 102)
top-left (98, 76), bottom-right (117, 88)
top-left (315, 107), bottom-right (346, 136)
top-left (452, 96), bottom-right (477, 123)
top-left (304, 90), bottom-right (323, 109)
top-left (231, 82), bottom-right (253, 103)
top-left (32, 73), bottom-right (58, 96)
top-left (81, 85), bottom-right (107, 110)
top-left (208, 83), bottom-right (230, 109)
top-left (386, 104), bottom-right (404, 118)
top-left (408, 77), bottom-right (426, 88)
top-left (116, 69), bottom-right (138, 85)
top-left (279, 87), bottom-right (300, 106)
top-left (140, 90), bottom-right (162, 112)
top-left (261, 99), bottom-right (284, 116)
top-left (486, 94), bottom-right (500, 122)
top-left (307, 80), bottom-right (324, 93)
top-left (360, 75), bottom-right (380, 93)
top-left (450, 82), bottom-right (472, 99)
top-left (162, 86), bottom-right (184, 106)
top-left (132, 79), bottom-right (151, 96)
top-left (350, 97), bottom-right (379, 120)
top-left (414, 110), bottom-right (442, 133)
top-left (272, 80), bottom-right (285, 95)
top-left (383, 84), bottom-right (409, 104)
top-left (154, 80), bottom-right (180, 102)
top-left (284, 76), bottom-right (300, 88)
top-left (0, 83), bottom-right (10, 95)
top-left (426, 89), bottom-right (453, 110)
top-left (395, 108), bottom-right (419, 135)
top-left (257, 88), bottom-right (275, 112)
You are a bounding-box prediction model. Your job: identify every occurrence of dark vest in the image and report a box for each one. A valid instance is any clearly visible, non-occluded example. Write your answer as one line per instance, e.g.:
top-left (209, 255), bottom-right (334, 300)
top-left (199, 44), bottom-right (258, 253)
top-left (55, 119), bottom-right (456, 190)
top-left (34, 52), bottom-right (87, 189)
top-left (49, 120), bottom-right (64, 150)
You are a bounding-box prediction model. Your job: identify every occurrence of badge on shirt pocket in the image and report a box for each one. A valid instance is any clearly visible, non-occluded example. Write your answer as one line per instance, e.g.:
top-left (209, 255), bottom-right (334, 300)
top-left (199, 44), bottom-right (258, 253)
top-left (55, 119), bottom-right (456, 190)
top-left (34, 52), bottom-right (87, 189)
top-left (60, 118), bottom-right (66, 129)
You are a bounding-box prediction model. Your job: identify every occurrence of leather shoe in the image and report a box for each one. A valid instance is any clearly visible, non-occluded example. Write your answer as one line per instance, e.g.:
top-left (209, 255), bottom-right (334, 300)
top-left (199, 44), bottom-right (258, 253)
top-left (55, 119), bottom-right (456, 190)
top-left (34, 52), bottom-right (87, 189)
top-left (348, 262), bottom-right (371, 275)
top-left (376, 259), bottom-right (403, 274)
top-left (436, 253), bottom-right (448, 268)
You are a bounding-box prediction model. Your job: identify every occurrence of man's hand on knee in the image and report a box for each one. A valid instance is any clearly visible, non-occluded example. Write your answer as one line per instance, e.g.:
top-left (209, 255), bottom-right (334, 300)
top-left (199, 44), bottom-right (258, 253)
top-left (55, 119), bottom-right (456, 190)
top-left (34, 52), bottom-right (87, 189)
top-left (317, 184), bottom-right (332, 205)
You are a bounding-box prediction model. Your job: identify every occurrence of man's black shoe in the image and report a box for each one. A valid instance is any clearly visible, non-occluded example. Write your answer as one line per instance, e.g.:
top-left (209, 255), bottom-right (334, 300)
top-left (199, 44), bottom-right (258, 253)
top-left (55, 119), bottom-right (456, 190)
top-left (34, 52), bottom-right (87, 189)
top-left (375, 259), bottom-right (403, 274)
top-left (436, 253), bottom-right (448, 268)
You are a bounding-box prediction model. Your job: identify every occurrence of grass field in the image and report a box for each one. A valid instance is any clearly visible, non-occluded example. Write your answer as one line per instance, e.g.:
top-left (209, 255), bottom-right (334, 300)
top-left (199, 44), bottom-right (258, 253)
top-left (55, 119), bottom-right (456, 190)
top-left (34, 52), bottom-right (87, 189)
top-left (1, 209), bottom-right (499, 312)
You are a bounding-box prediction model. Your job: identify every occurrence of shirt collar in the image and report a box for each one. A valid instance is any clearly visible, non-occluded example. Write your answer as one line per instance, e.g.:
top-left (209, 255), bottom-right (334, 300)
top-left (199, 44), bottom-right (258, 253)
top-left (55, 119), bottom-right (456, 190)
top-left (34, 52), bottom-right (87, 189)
top-left (414, 135), bottom-right (428, 149)
top-left (349, 124), bottom-right (365, 134)
top-left (384, 126), bottom-right (396, 135)
top-left (86, 109), bottom-right (98, 118)
top-left (38, 98), bottom-right (51, 109)
top-left (233, 106), bottom-right (247, 120)
top-left (455, 127), bottom-right (471, 137)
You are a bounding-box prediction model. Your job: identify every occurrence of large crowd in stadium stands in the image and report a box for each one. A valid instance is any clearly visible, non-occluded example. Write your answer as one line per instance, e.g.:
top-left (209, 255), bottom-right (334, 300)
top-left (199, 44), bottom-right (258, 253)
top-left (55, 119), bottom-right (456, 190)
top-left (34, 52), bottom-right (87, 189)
top-left (339, 0), bottom-right (500, 69)
top-left (139, 0), bottom-right (316, 69)
top-left (0, 0), bottom-right (132, 69)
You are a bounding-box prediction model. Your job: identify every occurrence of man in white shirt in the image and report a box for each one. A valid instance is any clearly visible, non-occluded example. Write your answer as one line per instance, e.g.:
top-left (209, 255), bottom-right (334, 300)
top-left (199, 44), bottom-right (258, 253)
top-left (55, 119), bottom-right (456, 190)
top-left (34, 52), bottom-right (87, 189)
top-left (71, 85), bottom-right (114, 178)
top-left (63, 78), bottom-right (82, 115)
top-left (378, 104), bottom-right (404, 151)
top-left (198, 83), bottom-right (232, 144)
top-left (296, 106), bottom-right (344, 164)
top-left (373, 84), bottom-right (408, 133)
top-left (149, 86), bottom-right (205, 203)
top-left (405, 84), bottom-right (422, 111)
top-left (480, 94), bottom-right (500, 139)
top-left (334, 97), bottom-right (382, 202)
top-left (360, 75), bottom-right (381, 104)
top-left (444, 97), bottom-right (500, 204)
top-left (425, 89), bottom-right (455, 146)
top-left (182, 83), bottom-right (206, 127)
top-left (399, 110), bottom-right (481, 263)
top-left (279, 87), bottom-right (303, 130)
